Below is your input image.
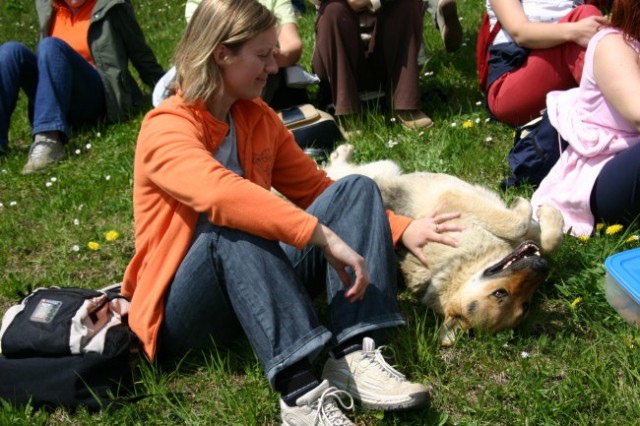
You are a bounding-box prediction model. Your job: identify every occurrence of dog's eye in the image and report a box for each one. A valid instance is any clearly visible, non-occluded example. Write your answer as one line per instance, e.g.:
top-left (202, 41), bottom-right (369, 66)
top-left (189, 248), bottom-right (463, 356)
top-left (492, 289), bottom-right (508, 299)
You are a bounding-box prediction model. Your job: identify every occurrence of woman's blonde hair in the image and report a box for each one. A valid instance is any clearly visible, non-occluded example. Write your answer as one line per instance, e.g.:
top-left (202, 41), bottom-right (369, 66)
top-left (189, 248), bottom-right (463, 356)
top-left (173, 0), bottom-right (277, 105)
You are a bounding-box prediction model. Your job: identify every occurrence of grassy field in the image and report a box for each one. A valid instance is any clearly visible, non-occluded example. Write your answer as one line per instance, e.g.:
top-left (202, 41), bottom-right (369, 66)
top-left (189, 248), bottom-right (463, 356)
top-left (1, 0), bottom-right (639, 424)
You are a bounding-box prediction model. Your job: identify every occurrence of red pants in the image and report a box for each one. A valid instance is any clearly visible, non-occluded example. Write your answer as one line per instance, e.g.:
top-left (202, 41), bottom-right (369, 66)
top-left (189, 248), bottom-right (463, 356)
top-left (487, 4), bottom-right (602, 127)
top-left (312, 0), bottom-right (423, 115)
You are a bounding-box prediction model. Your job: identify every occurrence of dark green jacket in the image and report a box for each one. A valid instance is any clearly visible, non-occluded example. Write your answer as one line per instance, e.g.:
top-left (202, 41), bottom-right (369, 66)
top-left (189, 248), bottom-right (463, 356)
top-left (35, 0), bottom-right (165, 122)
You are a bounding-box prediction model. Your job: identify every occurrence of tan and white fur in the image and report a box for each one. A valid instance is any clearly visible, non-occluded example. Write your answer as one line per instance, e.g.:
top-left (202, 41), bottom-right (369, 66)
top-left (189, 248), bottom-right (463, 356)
top-left (324, 144), bottom-right (565, 345)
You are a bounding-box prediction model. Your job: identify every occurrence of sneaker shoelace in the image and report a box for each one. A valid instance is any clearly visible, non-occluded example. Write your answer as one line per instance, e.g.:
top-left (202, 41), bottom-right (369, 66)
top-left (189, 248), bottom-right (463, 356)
top-left (313, 387), bottom-right (354, 425)
top-left (366, 345), bottom-right (407, 382)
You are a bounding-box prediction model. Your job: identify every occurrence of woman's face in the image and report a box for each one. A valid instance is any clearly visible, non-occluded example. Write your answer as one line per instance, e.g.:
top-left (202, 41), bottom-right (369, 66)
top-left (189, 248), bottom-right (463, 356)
top-left (216, 27), bottom-right (279, 102)
top-left (64, 0), bottom-right (89, 12)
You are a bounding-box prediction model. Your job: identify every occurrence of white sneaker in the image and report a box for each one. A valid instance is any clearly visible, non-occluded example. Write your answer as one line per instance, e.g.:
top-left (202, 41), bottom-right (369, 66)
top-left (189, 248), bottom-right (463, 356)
top-left (22, 133), bottom-right (66, 174)
top-left (280, 379), bottom-right (355, 426)
top-left (322, 337), bottom-right (429, 410)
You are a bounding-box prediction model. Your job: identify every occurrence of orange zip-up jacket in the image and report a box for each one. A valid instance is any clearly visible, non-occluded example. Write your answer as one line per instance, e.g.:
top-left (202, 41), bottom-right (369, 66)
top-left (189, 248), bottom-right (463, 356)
top-left (122, 95), bottom-right (412, 359)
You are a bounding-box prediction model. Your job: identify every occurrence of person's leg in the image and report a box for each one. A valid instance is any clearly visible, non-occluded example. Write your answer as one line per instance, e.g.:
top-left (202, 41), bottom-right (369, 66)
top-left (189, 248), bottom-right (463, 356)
top-left (161, 216), bottom-right (355, 422)
top-left (375, 0), bottom-right (423, 112)
top-left (281, 175), bottom-right (428, 410)
top-left (281, 175), bottom-right (405, 345)
top-left (487, 4), bottom-right (602, 126)
top-left (0, 42), bottom-right (38, 152)
top-left (312, 0), bottom-right (364, 116)
top-left (22, 37), bottom-right (106, 173)
top-left (372, 0), bottom-right (432, 128)
top-left (590, 143), bottom-right (640, 227)
top-left (159, 215), bottom-right (332, 389)
top-left (32, 37), bottom-right (106, 138)
top-left (425, 0), bottom-right (462, 52)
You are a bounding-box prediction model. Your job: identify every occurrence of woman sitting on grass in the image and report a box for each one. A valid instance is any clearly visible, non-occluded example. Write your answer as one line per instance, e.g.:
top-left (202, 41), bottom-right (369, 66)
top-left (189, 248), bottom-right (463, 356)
top-left (531, 0), bottom-right (640, 237)
top-left (0, 0), bottom-right (164, 174)
top-left (121, 0), bottom-right (463, 423)
top-left (483, 0), bottom-right (607, 127)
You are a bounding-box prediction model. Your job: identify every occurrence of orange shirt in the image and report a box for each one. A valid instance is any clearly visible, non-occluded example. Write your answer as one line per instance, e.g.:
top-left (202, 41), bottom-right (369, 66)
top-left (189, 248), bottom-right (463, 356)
top-left (50, 0), bottom-right (97, 65)
top-left (122, 95), bottom-right (412, 360)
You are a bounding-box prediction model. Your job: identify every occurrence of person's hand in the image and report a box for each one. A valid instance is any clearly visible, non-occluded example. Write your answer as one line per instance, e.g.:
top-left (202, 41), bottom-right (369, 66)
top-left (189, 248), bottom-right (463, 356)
top-left (347, 0), bottom-right (374, 12)
top-left (571, 15), bottom-right (610, 47)
top-left (400, 206), bottom-right (465, 268)
top-left (311, 224), bottom-right (369, 302)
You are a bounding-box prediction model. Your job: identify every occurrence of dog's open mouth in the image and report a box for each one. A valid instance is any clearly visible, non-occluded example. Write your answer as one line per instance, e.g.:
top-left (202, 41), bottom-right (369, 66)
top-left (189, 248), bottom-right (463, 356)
top-left (483, 240), bottom-right (547, 277)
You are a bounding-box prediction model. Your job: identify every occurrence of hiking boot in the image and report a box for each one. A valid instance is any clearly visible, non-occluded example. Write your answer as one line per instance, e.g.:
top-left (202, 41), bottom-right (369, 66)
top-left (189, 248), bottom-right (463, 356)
top-left (22, 133), bottom-right (66, 174)
top-left (322, 337), bottom-right (429, 410)
top-left (396, 110), bottom-right (433, 130)
top-left (436, 0), bottom-right (463, 53)
top-left (280, 379), bottom-right (355, 426)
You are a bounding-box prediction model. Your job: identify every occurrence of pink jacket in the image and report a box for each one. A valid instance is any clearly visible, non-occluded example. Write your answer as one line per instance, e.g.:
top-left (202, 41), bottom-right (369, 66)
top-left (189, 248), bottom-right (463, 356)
top-left (532, 28), bottom-right (640, 236)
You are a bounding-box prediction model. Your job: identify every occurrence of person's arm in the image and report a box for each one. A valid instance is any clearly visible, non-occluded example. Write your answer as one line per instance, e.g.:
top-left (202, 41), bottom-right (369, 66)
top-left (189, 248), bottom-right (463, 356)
top-left (593, 33), bottom-right (640, 131)
top-left (274, 22), bottom-right (302, 68)
top-left (490, 0), bottom-right (607, 49)
top-left (310, 223), bottom-right (369, 302)
top-left (400, 211), bottom-right (463, 267)
top-left (113, 1), bottom-right (165, 87)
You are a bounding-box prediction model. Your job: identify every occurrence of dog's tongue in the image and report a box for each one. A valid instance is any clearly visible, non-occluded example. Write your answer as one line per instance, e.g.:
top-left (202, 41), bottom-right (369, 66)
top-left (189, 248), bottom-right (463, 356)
top-left (484, 241), bottom-right (543, 276)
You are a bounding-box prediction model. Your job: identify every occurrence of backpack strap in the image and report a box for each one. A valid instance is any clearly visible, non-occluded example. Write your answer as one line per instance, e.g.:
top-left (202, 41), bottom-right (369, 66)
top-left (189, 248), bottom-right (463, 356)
top-left (476, 12), bottom-right (502, 91)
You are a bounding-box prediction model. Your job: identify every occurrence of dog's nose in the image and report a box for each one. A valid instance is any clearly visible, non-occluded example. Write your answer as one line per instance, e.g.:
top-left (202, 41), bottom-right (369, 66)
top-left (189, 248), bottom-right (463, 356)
top-left (531, 257), bottom-right (549, 274)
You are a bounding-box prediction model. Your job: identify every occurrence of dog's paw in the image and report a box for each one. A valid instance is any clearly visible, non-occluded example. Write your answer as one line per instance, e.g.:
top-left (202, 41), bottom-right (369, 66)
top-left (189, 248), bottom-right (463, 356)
top-left (510, 197), bottom-right (534, 237)
top-left (330, 143), bottom-right (354, 164)
top-left (439, 314), bottom-right (464, 347)
top-left (536, 203), bottom-right (565, 253)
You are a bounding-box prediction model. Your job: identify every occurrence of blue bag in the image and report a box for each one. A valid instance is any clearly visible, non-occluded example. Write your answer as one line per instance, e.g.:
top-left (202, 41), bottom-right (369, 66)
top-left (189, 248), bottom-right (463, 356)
top-left (501, 111), bottom-right (567, 189)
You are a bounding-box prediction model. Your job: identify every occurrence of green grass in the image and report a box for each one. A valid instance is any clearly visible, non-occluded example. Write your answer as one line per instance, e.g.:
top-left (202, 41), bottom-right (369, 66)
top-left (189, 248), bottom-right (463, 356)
top-left (1, 0), bottom-right (639, 424)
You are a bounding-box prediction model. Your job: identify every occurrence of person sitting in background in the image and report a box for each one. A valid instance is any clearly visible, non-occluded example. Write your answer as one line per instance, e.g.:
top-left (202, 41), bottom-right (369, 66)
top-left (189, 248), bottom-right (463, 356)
top-left (122, 0), bottom-right (463, 423)
top-left (154, 0), bottom-right (310, 110)
top-left (311, 0), bottom-right (433, 130)
top-left (531, 0), bottom-right (640, 237)
top-left (483, 0), bottom-right (607, 127)
top-left (0, 0), bottom-right (164, 174)
top-left (424, 0), bottom-right (463, 53)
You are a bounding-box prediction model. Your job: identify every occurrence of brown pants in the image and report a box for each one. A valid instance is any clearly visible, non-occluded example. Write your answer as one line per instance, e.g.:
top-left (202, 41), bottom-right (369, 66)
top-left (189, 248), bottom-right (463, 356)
top-left (312, 0), bottom-right (423, 115)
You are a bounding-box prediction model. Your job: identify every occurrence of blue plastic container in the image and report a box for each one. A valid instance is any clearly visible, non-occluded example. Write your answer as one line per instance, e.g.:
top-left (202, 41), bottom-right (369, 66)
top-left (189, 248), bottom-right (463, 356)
top-left (604, 247), bottom-right (640, 327)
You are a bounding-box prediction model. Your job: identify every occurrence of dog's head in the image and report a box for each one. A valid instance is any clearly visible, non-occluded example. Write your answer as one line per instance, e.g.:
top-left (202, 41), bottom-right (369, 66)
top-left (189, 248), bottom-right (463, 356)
top-left (440, 241), bottom-right (548, 346)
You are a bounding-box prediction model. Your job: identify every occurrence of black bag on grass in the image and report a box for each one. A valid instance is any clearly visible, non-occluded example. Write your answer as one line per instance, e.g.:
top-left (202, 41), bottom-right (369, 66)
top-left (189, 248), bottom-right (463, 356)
top-left (501, 111), bottom-right (567, 189)
top-left (0, 285), bottom-right (138, 411)
top-left (278, 104), bottom-right (343, 159)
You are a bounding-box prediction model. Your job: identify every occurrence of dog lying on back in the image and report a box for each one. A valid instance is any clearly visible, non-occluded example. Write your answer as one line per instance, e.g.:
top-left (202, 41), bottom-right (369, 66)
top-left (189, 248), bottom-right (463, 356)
top-left (324, 144), bottom-right (565, 345)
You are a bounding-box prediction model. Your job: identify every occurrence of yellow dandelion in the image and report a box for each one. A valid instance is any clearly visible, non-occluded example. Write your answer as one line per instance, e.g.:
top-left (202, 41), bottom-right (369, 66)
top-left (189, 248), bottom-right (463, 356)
top-left (626, 235), bottom-right (639, 243)
top-left (605, 224), bottom-right (624, 235)
top-left (578, 235), bottom-right (590, 243)
top-left (596, 223), bottom-right (604, 232)
top-left (462, 120), bottom-right (473, 128)
top-left (105, 230), bottom-right (120, 241)
top-left (570, 297), bottom-right (583, 308)
top-left (624, 335), bottom-right (635, 349)
top-left (87, 241), bottom-right (100, 251)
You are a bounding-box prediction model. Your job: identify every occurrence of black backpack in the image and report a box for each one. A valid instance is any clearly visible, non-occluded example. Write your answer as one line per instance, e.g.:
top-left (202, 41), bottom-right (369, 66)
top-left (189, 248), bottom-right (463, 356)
top-left (0, 285), bottom-right (138, 411)
top-left (501, 111), bottom-right (567, 189)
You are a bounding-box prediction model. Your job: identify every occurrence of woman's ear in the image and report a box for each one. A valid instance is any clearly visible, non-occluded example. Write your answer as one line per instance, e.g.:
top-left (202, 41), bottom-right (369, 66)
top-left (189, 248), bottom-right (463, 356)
top-left (212, 44), bottom-right (229, 66)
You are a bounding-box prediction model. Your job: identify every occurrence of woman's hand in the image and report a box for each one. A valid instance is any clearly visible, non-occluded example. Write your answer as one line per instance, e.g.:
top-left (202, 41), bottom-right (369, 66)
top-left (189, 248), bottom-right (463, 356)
top-left (311, 224), bottom-right (369, 302)
top-left (569, 15), bottom-right (609, 48)
top-left (400, 207), bottom-right (465, 268)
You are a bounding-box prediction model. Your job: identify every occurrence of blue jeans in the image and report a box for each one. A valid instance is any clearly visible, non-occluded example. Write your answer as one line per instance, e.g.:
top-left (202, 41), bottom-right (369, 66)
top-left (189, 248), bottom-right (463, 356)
top-left (591, 142), bottom-right (640, 227)
top-left (159, 175), bottom-right (405, 388)
top-left (0, 38), bottom-right (105, 150)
